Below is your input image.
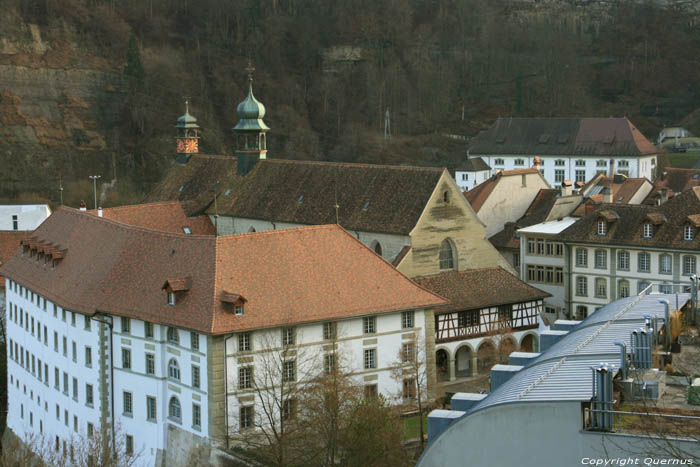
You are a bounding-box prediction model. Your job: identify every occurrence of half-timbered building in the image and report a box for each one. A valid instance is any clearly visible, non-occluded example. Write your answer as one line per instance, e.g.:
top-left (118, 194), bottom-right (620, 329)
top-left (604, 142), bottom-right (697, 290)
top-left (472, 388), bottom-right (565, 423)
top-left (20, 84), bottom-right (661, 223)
top-left (413, 267), bottom-right (549, 382)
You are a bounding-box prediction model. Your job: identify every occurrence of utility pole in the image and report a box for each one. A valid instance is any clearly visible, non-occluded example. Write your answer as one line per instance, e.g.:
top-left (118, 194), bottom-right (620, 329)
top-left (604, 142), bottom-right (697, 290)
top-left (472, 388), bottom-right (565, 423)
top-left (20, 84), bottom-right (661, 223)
top-left (89, 175), bottom-right (101, 210)
top-left (384, 108), bottom-right (391, 140)
top-left (58, 174), bottom-right (64, 206)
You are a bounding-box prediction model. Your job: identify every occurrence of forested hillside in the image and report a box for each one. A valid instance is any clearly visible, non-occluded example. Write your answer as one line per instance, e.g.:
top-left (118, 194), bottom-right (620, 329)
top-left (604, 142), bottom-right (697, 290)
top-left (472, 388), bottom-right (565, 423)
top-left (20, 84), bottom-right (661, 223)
top-left (1, 0), bottom-right (699, 206)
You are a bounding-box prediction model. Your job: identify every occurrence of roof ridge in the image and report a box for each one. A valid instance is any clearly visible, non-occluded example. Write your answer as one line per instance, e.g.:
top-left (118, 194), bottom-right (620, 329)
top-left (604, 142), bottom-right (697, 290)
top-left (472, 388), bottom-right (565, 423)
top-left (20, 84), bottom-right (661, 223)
top-left (92, 200), bottom-right (181, 212)
top-left (215, 223), bottom-right (340, 243)
top-left (263, 159), bottom-right (446, 172)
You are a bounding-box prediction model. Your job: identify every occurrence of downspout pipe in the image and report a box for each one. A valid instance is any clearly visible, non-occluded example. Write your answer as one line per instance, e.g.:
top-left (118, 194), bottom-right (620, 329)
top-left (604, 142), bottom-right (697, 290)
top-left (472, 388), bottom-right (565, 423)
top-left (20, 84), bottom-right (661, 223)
top-left (91, 314), bottom-right (115, 455)
top-left (613, 340), bottom-right (627, 380)
top-left (223, 333), bottom-right (235, 450)
top-left (658, 299), bottom-right (670, 350)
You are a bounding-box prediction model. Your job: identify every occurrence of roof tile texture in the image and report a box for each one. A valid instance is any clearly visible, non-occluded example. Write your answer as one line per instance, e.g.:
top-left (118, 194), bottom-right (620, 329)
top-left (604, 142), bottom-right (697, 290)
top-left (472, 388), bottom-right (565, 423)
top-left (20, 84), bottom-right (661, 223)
top-left (89, 201), bottom-right (214, 235)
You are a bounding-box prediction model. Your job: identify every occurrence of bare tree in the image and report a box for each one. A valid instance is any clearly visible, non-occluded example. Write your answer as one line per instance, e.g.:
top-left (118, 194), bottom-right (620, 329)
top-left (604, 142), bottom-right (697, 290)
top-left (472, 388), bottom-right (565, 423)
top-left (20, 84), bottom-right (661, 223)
top-left (391, 330), bottom-right (428, 449)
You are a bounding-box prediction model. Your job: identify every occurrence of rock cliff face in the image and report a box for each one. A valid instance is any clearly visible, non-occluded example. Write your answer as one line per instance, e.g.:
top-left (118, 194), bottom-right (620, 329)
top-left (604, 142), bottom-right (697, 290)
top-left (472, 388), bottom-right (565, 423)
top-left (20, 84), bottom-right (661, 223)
top-left (0, 14), bottom-right (128, 205)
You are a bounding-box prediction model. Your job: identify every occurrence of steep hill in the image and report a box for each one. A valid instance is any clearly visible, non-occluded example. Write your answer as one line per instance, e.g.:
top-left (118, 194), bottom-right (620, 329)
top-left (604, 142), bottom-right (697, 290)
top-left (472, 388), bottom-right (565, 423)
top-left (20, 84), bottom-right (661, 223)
top-left (1, 0), bottom-right (699, 206)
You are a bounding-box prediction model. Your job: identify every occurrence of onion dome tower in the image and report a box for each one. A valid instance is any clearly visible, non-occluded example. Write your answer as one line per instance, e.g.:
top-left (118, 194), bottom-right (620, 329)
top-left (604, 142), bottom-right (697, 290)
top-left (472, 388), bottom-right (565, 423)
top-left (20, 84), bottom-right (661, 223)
top-left (175, 100), bottom-right (201, 156)
top-left (234, 62), bottom-right (270, 176)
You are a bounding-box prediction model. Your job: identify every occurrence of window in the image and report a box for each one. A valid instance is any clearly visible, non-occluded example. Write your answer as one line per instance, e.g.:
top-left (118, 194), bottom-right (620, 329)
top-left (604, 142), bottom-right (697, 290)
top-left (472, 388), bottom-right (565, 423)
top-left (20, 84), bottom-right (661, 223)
top-left (324, 354), bottom-right (336, 374)
top-left (282, 327), bottom-right (295, 346)
top-left (238, 333), bottom-right (251, 352)
top-left (239, 367), bottom-right (252, 390)
top-left (126, 435), bottom-right (133, 456)
top-left (575, 159), bottom-right (586, 167)
top-left (12, 214), bottom-right (18, 230)
top-left (363, 317), bottom-right (376, 334)
top-left (638, 252), bottom-right (651, 272)
top-left (576, 276), bottom-right (588, 296)
top-left (643, 223), bottom-right (653, 238)
top-left (323, 322), bottom-right (336, 340)
top-left (72, 377), bottom-right (78, 401)
top-left (618, 251), bottom-right (630, 271)
top-left (494, 158), bottom-right (504, 165)
top-left (498, 305), bottom-right (513, 322)
top-left (684, 256), bottom-right (697, 276)
top-left (147, 396), bottom-right (157, 422)
top-left (63, 372), bottom-right (68, 394)
top-left (660, 284), bottom-right (673, 294)
top-left (122, 348), bottom-right (131, 370)
top-left (145, 322), bottom-right (154, 339)
top-left (514, 253), bottom-right (520, 268)
top-left (168, 359), bottom-right (180, 381)
top-left (192, 365), bottom-right (200, 389)
top-left (403, 379), bottom-right (416, 400)
top-left (84, 316), bottom-right (91, 331)
top-left (192, 403), bottom-right (201, 429)
top-left (54, 332), bottom-right (58, 352)
top-left (364, 349), bottom-right (376, 369)
top-left (72, 341), bottom-right (77, 362)
top-left (638, 281), bottom-right (651, 294)
top-left (659, 254), bottom-right (672, 274)
top-left (595, 278), bottom-right (607, 298)
top-left (63, 336), bottom-right (67, 356)
top-left (576, 248), bottom-right (588, 267)
top-left (401, 311), bottom-right (414, 329)
top-left (594, 250), bottom-right (607, 269)
top-left (123, 391), bottom-right (133, 416)
top-left (555, 159), bottom-right (565, 166)
top-left (685, 225), bottom-right (694, 241)
top-left (87, 422), bottom-right (94, 438)
top-left (462, 173), bottom-right (468, 181)
top-left (71, 312), bottom-right (76, 327)
top-left (146, 354), bottom-right (155, 375)
top-left (86, 384), bottom-right (94, 406)
top-left (282, 399), bottom-right (296, 421)
top-left (121, 317), bottom-right (130, 334)
top-left (54, 367), bottom-right (59, 390)
top-left (190, 332), bottom-right (199, 351)
top-left (597, 160), bottom-right (607, 167)
top-left (536, 238), bottom-right (545, 255)
top-left (402, 343), bottom-right (415, 363)
top-left (167, 328), bottom-right (179, 345)
top-left (168, 292), bottom-right (176, 306)
top-left (168, 397), bottom-right (181, 422)
top-left (527, 238), bottom-right (535, 254)
top-left (618, 280), bottom-right (630, 298)
top-left (575, 170), bottom-right (586, 183)
top-left (521, 174), bottom-right (527, 186)
top-left (514, 158), bottom-right (525, 166)
top-left (439, 238), bottom-right (455, 270)
top-left (235, 305), bottom-right (244, 315)
top-left (618, 160), bottom-right (629, 167)
top-left (240, 406), bottom-right (254, 431)
top-left (597, 220), bottom-right (606, 236)
top-left (555, 169), bottom-right (565, 183)
top-left (282, 361), bottom-right (296, 383)
top-left (575, 305), bottom-right (588, 321)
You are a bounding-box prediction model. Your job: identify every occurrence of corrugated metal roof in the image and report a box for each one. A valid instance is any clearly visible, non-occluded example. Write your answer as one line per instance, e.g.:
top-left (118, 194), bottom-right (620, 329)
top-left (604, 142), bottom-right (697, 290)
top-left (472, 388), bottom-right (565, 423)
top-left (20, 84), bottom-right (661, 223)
top-left (468, 293), bottom-right (689, 413)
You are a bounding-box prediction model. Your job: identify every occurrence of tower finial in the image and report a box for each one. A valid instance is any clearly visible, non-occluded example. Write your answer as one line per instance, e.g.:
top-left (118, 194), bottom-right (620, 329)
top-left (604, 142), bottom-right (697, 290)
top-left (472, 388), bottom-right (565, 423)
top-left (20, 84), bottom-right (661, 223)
top-left (245, 60), bottom-right (255, 82)
top-left (185, 97), bottom-right (189, 114)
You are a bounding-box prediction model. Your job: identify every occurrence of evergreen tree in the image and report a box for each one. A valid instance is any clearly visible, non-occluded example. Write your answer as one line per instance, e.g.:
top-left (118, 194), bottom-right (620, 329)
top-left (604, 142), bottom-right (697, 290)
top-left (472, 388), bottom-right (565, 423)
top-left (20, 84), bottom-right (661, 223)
top-left (124, 33), bottom-right (144, 86)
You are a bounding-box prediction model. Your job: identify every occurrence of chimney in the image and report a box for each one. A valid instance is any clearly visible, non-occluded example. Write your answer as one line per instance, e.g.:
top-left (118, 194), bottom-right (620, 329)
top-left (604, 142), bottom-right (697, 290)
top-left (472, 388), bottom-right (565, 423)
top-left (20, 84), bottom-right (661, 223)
top-left (561, 180), bottom-right (572, 197)
top-left (603, 187), bottom-right (613, 204)
top-left (98, 206), bottom-right (103, 218)
top-left (609, 158), bottom-right (615, 178)
top-left (532, 156), bottom-right (541, 169)
top-left (79, 201), bottom-right (87, 211)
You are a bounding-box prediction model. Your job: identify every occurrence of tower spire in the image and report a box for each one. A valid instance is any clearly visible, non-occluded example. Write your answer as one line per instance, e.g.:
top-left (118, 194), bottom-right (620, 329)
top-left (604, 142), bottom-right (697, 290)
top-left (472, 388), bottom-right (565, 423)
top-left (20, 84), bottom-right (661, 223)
top-left (234, 61), bottom-right (270, 176)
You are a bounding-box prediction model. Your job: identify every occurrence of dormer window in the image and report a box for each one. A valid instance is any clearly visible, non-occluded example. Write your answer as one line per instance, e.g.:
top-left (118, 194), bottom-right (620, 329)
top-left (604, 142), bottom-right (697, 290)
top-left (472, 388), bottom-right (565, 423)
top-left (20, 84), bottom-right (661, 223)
top-left (222, 291), bottom-right (247, 315)
top-left (235, 305), bottom-right (244, 315)
top-left (597, 220), bottom-right (606, 236)
top-left (643, 223), bottom-right (653, 238)
top-left (685, 225), bottom-right (694, 241)
top-left (162, 277), bottom-right (192, 306)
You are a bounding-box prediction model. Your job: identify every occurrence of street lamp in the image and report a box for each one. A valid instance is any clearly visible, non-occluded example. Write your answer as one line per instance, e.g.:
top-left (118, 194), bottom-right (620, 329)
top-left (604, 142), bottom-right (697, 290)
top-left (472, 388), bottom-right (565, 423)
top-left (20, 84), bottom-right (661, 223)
top-left (89, 175), bottom-right (101, 210)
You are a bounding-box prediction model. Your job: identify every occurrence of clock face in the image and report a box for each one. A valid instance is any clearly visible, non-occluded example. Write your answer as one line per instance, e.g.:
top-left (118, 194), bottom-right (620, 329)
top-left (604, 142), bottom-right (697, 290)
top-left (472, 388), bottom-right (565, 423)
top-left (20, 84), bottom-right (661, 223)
top-left (177, 138), bottom-right (198, 154)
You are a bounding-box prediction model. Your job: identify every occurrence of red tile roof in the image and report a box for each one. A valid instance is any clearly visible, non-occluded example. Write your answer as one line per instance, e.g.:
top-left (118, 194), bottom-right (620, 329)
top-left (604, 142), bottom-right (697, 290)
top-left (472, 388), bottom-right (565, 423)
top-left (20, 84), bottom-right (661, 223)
top-left (0, 208), bottom-right (446, 334)
top-left (413, 267), bottom-right (550, 313)
top-left (88, 201), bottom-right (214, 235)
top-left (0, 231), bottom-right (30, 286)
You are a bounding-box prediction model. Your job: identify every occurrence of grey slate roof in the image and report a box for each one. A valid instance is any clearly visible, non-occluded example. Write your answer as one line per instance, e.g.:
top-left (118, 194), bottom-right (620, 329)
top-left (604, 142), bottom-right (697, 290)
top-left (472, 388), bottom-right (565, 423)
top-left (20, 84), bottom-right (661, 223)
top-left (455, 157), bottom-right (490, 172)
top-left (468, 293), bottom-right (689, 413)
top-left (469, 117), bottom-right (658, 157)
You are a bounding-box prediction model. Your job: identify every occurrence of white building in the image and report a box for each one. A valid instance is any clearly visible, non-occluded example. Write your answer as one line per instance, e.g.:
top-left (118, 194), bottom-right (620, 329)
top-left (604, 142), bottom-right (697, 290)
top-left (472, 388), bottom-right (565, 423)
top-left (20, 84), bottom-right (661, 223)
top-left (2, 207), bottom-right (444, 466)
top-left (454, 157), bottom-right (491, 192)
top-left (0, 204), bottom-right (51, 231)
top-left (517, 217), bottom-right (578, 323)
top-left (468, 117), bottom-right (658, 186)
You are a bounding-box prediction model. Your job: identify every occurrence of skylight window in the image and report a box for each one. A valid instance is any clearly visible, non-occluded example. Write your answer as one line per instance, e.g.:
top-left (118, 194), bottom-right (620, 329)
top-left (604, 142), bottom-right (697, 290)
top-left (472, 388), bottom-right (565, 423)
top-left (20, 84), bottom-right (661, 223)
top-left (183, 227), bottom-right (192, 235)
top-left (178, 185), bottom-right (184, 192)
top-left (362, 201), bottom-right (370, 211)
top-left (224, 189), bottom-right (232, 196)
top-left (297, 195), bottom-right (304, 203)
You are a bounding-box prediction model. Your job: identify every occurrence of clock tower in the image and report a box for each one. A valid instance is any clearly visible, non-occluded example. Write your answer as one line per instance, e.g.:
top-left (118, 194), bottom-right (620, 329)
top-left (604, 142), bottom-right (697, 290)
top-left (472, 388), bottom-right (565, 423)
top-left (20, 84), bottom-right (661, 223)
top-left (234, 63), bottom-right (270, 176)
top-left (175, 100), bottom-right (201, 161)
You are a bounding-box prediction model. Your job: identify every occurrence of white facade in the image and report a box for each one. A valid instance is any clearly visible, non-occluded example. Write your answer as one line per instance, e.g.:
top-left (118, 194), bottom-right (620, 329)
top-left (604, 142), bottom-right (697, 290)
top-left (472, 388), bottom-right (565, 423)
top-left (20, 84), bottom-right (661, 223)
top-left (568, 244), bottom-right (697, 319)
top-left (0, 204), bottom-right (51, 231)
top-left (481, 155), bottom-right (657, 187)
top-left (518, 218), bottom-right (578, 323)
top-left (5, 278), bottom-right (210, 466)
top-left (455, 169), bottom-right (490, 192)
top-left (225, 309), bottom-right (427, 436)
top-left (214, 216), bottom-right (411, 264)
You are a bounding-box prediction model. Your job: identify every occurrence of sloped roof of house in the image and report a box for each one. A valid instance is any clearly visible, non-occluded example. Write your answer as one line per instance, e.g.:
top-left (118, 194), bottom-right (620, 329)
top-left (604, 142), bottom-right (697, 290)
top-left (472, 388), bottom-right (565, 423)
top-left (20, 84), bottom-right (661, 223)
top-left (88, 201), bottom-right (214, 235)
top-left (412, 267), bottom-right (550, 313)
top-left (581, 174), bottom-right (649, 204)
top-left (208, 159), bottom-right (446, 235)
top-left (146, 154), bottom-right (239, 216)
top-left (489, 189), bottom-right (561, 250)
top-left (465, 168), bottom-right (548, 213)
top-left (469, 117), bottom-right (657, 157)
top-left (0, 208), bottom-right (446, 334)
top-left (456, 157), bottom-right (491, 172)
top-left (557, 187), bottom-right (700, 250)
top-left (0, 231), bottom-right (30, 287)
top-left (646, 168), bottom-right (700, 204)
